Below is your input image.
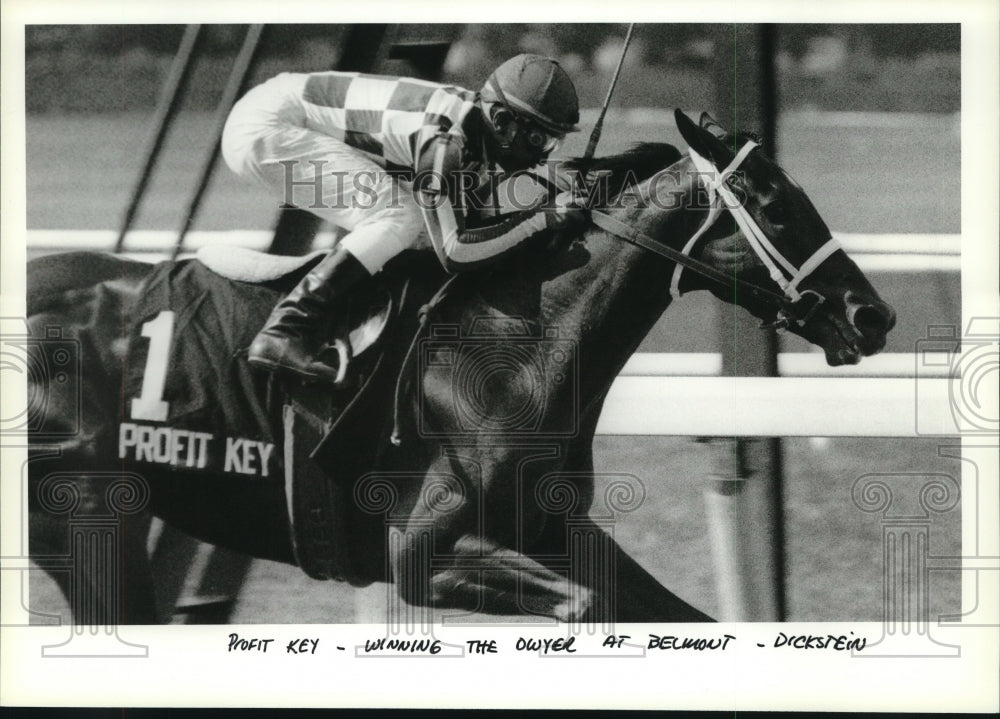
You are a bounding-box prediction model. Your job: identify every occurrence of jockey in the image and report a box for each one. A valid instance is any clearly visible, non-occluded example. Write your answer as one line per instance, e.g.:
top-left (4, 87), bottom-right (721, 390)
top-left (222, 53), bottom-right (585, 383)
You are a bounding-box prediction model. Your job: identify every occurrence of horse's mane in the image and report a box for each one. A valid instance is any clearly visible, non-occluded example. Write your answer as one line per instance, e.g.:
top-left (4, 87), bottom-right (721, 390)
top-left (564, 128), bottom-right (764, 207)
top-left (564, 142), bottom-right (683, 206)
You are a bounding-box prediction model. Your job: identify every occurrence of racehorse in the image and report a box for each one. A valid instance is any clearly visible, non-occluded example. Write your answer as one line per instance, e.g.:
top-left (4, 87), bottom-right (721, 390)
top-left (25, 110), bottom-right (895, 624)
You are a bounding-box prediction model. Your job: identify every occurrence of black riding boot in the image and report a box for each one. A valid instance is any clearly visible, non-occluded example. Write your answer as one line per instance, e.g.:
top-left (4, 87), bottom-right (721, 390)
top-left (248, 246), bottom-right (371, 382)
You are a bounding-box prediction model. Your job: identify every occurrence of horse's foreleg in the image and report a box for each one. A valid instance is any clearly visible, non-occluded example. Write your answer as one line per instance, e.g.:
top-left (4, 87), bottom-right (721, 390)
top-left (388, 448), bottom-right (596, 621)
top-left (537, 518), bottom-right (714, 623)
top-left (393, 525), bottom-right (712, 622)
top-left (392, 531), bottom-right (592, 621)
top-left (551, 413), bottom-right (714, 622)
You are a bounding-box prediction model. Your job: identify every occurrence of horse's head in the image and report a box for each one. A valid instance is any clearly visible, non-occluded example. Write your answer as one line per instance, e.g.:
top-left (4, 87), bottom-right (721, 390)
top-left (666, 109), bottom-right (896, 365)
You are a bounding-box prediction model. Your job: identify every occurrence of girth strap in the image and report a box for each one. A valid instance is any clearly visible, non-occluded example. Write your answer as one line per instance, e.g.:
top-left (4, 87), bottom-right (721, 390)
top-left (390, 273), bottom-right (461, 446)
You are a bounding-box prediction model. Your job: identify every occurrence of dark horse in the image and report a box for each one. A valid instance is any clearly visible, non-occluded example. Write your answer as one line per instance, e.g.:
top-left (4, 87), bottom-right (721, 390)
top-left (26, 111), bottom-right (894, 624)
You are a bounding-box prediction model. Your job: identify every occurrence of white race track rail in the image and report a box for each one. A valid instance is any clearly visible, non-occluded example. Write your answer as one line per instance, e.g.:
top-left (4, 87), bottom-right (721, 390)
top-left (598, 375), bottom-right (957, 437)
top-left (26, 229), bottom-right (961, 273)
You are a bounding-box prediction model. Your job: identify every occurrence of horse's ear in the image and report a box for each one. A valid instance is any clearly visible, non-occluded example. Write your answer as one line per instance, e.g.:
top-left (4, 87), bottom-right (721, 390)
top-left (698, 111), bottom-right (728, 140)
top-left (674, 108), bottom-right (734, 168)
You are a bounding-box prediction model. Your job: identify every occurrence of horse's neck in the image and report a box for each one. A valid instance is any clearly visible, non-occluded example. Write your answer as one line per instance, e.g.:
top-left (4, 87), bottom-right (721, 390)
top-left (545, 235), bottom-right (658, 378)
top-left (541, 162), bottom-right (704, 397)
top-left (446, 159), bottom-right (704, 408)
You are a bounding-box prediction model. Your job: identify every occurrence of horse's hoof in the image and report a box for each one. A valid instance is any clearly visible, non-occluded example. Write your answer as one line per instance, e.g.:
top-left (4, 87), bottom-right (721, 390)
top-left (554, 586), bottom-right (593, 623)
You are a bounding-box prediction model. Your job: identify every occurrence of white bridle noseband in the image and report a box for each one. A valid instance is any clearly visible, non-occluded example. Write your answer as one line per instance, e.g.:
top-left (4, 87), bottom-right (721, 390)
top-left (670, 142), bottom-right (842, 308)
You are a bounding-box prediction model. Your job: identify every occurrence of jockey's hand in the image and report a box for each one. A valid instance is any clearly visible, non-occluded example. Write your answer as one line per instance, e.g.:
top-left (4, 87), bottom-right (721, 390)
top-left (544, 190), bottom-right (590, 232)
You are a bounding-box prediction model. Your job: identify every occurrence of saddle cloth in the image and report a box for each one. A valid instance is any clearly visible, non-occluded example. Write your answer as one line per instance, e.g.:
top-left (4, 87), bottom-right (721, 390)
top-left (213, 249), bottom-right (444, 584)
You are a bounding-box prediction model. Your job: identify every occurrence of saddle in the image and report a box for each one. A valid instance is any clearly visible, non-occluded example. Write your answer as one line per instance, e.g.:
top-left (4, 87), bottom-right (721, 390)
top-left (198, 244), bottom-right (447, 584)
top-left (197, 245), bottom-right (328, 283)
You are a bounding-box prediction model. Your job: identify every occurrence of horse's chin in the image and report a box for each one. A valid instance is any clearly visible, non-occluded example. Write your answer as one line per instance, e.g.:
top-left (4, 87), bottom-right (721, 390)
top-left (811, 318), bottom-right (884, 367)
top-left (823, 343), bottom-right (864, 367)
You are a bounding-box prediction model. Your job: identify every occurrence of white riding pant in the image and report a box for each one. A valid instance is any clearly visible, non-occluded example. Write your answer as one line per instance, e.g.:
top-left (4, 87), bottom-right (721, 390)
top-left (221, 76), bottom-right (427, 274)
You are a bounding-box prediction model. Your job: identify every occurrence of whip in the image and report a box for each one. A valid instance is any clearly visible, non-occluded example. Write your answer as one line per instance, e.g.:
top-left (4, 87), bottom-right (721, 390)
top-left (582, 23), bottom-right (636, 162)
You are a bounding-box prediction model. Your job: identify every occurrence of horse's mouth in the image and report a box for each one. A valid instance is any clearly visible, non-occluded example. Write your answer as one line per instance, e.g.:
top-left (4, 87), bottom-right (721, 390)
top-left (806, 291), bottom-right (896, 367)
top-left (829, 333), bottom-right (863, 365)
top-left (823, 315), bottom-right (885, 366)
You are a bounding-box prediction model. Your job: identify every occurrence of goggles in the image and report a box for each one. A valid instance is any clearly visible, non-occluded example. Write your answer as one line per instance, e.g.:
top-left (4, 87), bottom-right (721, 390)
top-left (486, 76), bottom-right (565, 153)
top-left (520, 121), bottom-right (563, 153)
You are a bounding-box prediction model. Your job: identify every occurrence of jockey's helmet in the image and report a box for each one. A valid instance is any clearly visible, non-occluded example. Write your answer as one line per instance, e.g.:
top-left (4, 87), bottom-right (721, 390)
top-left (481, 54), bottom-right (580, 137)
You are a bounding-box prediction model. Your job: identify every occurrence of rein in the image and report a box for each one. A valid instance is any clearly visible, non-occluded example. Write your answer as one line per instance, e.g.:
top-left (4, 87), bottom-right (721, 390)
top-left (590, 210), bottom-right (789, 310)
top-left (590, 142), bottom-right (841, 330)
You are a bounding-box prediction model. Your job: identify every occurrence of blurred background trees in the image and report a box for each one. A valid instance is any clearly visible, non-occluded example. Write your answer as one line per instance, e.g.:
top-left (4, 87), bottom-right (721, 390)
top-left (25, 24), bottom-right (960, 113)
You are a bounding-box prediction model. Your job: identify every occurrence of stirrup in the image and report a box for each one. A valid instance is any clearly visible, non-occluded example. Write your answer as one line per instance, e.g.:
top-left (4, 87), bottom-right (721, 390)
top-left (250, 337), bottom-right (351, 386)
top-left (320, 338), bottom-right (351, 386)
top-left (287, 337), bottom-right (351, 386)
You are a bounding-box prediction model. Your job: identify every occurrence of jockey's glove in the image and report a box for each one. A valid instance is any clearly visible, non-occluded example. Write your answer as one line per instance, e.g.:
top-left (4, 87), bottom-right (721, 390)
top-left (544, 190), bottom-right (590, 232)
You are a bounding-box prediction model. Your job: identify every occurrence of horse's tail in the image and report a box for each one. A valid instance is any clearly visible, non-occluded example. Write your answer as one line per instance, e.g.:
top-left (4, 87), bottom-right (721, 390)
top-left (27, 251), bottom-right (153, 317)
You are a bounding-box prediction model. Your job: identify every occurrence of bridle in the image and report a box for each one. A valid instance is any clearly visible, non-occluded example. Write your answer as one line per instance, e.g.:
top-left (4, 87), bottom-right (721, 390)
top-left (590, 141), bottom-right (842, 331)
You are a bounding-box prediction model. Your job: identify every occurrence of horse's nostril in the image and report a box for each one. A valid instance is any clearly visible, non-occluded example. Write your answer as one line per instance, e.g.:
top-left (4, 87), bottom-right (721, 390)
top-left (853, 304), bottom-right (894, 336)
